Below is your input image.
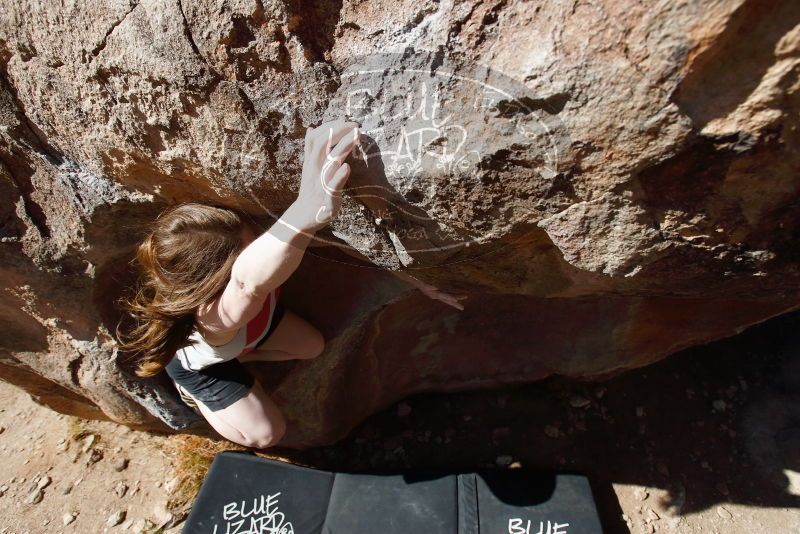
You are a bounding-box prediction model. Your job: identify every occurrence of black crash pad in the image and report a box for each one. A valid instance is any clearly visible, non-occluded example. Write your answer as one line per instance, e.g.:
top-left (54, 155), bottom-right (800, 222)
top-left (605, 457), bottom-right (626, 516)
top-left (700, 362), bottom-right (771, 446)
top-left (182, 451), bottom-right (603, 534)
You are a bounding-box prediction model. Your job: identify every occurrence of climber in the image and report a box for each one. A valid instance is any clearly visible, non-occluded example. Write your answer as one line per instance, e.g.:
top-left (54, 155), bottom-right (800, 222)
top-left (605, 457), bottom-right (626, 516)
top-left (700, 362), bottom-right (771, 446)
top-left (117, 119), bottom-right (464, 449)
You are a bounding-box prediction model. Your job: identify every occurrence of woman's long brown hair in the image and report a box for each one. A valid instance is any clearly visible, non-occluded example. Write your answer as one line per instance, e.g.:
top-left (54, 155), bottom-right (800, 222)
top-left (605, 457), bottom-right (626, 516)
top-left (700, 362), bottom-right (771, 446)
top-left (117, 202), bottom-right (250, 377)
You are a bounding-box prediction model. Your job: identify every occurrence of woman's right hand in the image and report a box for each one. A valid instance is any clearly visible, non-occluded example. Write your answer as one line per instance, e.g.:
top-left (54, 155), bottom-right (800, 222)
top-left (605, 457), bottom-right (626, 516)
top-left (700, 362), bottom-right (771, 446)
top-left (292, 120), bottom-right (360, 232)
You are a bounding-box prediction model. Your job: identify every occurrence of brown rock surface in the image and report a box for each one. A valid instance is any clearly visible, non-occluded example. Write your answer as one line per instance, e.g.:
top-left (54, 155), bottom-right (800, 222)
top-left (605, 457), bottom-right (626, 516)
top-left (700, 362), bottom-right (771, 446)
top-left (0, 0), bottom-right (798, 447)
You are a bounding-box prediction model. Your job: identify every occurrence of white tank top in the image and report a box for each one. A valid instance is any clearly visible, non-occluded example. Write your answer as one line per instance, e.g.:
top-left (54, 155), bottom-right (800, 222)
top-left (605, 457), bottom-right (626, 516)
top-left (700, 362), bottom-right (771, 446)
top-left (174, 288), bottom-right (281, 371)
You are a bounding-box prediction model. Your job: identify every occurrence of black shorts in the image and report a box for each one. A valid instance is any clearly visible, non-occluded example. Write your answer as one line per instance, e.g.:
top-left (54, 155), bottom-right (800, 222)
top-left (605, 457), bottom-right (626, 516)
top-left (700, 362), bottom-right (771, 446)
top-left (165, 303), bottom-right (285, 411)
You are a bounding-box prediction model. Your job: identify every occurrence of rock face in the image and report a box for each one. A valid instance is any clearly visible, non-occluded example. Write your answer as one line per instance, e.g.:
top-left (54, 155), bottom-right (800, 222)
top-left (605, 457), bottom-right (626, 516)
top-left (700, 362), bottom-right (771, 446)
top-left (1, 0), bottom-right (799, 447)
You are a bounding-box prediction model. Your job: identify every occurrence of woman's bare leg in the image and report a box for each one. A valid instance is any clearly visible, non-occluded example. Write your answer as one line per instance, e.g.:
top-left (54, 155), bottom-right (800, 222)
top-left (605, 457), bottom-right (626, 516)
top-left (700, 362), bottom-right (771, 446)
top-left (193, 381), bottom-right (286, 449)
top-left (238, 310), bottom-right (325, 363)
top-left (186, 310), bottom-right (322, 447)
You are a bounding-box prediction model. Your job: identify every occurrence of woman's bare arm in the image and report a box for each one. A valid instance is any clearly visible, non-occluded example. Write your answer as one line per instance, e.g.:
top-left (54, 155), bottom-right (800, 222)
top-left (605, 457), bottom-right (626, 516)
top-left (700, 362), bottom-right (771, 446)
top-left (197, 120), bottom-right (359, 334)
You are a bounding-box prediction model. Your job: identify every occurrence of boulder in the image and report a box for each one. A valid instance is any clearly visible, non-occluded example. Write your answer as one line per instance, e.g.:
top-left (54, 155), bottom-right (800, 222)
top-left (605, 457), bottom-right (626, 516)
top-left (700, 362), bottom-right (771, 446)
top-left (0, 0), bottom-right (798, 447)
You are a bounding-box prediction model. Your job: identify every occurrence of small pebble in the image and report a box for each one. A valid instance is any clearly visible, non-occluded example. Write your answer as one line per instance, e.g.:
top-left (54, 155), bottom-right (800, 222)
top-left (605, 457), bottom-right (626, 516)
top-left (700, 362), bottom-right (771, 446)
top-left (152, 503), bottom-right (173, 525)
top-left (114, 458), bottom-right (130, 472)
top-left (26, 489), bottom-right (43, 504)
top-left (716, 506), bottom-right (733, 519)
top-left (114, 482), bottom-right (129, 498)
top-left (107, 510), bottom-right (126, 527)
top-left (131, 518), bottom-right (155, 533)
top-left (62, 512), bottom-right (77, 526)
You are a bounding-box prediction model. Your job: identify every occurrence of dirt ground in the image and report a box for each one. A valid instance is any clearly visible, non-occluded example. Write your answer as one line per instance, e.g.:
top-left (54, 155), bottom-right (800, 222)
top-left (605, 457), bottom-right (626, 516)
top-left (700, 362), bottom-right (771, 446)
top-left (0, 383), bottom-right (178, 534)
top-left (1, 311), bottom-right (799, 533)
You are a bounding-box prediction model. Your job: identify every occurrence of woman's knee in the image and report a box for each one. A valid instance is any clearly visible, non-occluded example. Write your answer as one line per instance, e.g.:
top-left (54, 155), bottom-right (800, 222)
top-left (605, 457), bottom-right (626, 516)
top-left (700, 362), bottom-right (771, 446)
top-left (242, 411), bottom-right (286, 449)
top-left (202, 387), bottom-right (287, 449)
top-left (246, 385), bottom-right (287, 448)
